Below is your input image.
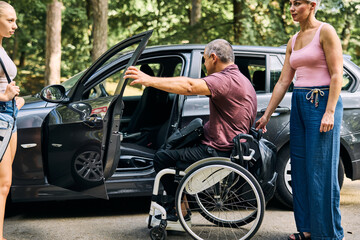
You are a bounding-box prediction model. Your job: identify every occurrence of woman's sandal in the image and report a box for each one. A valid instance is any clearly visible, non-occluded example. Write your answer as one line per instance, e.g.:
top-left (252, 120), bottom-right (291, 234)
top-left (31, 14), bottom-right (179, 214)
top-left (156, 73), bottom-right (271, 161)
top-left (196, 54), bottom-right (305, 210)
top-left (288, 232), bottom-right (311, 240)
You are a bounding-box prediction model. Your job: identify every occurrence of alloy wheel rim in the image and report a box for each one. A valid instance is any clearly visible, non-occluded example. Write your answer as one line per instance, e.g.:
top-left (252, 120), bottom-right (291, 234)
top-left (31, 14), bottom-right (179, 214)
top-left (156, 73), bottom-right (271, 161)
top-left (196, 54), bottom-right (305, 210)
top-left (284, 158), bottom-right (292, 194)
top-left (74, 151), bottom-right (103, 182)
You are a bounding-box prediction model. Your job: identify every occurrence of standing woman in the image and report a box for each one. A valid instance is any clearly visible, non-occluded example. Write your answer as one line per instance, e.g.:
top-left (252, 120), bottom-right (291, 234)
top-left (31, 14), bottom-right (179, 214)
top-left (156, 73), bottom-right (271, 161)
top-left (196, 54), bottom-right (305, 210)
top-left (256, 0), bottom-right (344, 240)
top-left (0, 2), bottom-right (24, 240)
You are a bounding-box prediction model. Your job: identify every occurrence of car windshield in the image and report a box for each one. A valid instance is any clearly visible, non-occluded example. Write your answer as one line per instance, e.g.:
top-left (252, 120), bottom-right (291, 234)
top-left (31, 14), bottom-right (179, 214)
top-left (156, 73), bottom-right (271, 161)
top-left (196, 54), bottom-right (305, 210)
top-left (61, 71), bottom-right (85, 91)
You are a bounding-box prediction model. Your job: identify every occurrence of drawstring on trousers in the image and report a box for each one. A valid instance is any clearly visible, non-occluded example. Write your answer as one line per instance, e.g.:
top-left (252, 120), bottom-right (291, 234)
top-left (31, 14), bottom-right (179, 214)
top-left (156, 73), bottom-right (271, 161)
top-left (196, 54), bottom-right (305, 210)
top-left (295, 88), bottom-right (329, 108)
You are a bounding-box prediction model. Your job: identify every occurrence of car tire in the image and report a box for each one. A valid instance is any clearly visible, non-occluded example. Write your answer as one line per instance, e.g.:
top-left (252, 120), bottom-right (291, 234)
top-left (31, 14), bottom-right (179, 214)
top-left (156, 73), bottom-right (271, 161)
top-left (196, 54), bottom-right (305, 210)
top-left (338, 156), bottom-right (345, 189)
top-left (274, 145), bottom-right (345, 209)
top-left (71, 146), bottom-right (104, 188)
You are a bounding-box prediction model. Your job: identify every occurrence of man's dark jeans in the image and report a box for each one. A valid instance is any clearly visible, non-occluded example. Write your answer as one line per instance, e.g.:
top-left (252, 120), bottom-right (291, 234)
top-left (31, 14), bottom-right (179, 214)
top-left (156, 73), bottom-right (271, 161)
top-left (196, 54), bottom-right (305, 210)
top-left (153, 144), bottom-right (231, 199)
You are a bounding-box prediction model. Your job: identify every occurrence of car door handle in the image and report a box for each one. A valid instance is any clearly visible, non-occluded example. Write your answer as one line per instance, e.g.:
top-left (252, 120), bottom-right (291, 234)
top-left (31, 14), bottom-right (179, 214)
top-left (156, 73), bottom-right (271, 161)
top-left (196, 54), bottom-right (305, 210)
top-left (83, 114), bottom-right (103, 128)
top-left (274, 107), bottom-right (290, 113)
top-left (260, 106), bottom-right (290, 116)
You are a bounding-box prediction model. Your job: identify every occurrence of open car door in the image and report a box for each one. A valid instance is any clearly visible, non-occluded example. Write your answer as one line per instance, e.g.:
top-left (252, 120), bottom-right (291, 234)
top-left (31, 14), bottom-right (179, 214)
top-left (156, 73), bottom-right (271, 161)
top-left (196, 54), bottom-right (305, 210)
top-left (42, 30), bottom-right (153, 199)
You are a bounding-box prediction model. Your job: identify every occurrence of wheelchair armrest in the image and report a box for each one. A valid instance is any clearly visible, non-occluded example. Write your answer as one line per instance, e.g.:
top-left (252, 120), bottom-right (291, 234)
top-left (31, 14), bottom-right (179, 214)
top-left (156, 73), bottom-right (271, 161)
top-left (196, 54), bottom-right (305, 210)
top-left (233, 148), bottom-right (255, 160)
top-left (243, 149), bottom-right (255, 161)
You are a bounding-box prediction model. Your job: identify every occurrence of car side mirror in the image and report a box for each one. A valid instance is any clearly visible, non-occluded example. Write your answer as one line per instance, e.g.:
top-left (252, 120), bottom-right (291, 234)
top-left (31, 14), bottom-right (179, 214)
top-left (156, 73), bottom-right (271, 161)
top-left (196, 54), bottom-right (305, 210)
top-left (40, 85), bottom-right (69, 103)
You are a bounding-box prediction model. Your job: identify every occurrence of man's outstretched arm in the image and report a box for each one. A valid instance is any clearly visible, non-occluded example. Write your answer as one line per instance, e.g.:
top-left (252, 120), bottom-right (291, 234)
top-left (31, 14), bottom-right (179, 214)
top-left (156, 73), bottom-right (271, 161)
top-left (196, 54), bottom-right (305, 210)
top-left (124, 66), bottom-right (211, 96)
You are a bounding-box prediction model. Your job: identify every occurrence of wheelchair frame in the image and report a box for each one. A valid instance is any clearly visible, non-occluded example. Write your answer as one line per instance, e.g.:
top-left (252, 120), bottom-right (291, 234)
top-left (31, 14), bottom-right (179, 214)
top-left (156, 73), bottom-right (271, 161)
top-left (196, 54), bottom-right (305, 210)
top-left (148, 132), bottom-right (268, 240)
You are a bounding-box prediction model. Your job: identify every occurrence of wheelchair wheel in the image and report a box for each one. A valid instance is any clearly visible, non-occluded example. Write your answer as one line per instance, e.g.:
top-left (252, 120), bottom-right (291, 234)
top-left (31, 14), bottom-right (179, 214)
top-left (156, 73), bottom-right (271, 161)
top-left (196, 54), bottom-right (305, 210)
top-left (149, 225), bottom-right (167, 240)
top-left (175, 160), bottom-right (265, 240)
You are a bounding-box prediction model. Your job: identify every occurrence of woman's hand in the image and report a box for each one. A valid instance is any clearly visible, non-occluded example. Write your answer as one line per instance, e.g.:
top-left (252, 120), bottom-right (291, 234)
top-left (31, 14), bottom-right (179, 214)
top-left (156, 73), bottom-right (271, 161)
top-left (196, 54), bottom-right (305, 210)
top-left (15, 96), bottom-right (25, 110)
top-left (320, 111), bottom-right (334, 132)
top-left (4, 82), bottom-right (19, 101)
top-left (255, 115), bottom-right (270, 133)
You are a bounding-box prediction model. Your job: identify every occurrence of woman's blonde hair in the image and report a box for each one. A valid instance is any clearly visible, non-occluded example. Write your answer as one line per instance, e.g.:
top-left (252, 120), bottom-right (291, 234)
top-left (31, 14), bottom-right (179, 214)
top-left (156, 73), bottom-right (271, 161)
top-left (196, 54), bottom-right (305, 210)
top-left (308, 0), bottom-right (321, 13)
top-left (0, 1), bottom-right (14, 17)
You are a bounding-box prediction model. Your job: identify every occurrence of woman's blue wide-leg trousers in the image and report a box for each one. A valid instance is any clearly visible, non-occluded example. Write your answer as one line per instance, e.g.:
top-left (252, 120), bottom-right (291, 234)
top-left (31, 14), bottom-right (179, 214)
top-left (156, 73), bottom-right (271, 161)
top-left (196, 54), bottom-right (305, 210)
top-left (290, 87), bottom-right (344, 240)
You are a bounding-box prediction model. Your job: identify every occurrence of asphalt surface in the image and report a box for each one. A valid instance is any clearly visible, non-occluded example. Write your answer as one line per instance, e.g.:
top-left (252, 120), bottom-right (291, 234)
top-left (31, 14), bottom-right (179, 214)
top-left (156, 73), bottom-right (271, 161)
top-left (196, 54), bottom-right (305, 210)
top-left (4, 178), bottom-right (359, 240)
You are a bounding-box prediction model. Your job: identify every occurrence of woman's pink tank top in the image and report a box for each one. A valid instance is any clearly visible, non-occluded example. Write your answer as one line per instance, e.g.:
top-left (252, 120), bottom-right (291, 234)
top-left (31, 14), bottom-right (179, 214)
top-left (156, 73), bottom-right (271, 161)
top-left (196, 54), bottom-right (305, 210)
top-left (290, 23), bottom-right (331, 87)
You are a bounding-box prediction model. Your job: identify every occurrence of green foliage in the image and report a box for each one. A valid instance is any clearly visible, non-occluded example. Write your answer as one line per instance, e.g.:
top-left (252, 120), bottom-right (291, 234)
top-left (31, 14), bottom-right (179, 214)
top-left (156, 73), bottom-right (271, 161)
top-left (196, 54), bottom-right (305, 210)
top-left (61, 0), bottom-right (93, 76)
top-left (4, 0), bottom-right (360, 95)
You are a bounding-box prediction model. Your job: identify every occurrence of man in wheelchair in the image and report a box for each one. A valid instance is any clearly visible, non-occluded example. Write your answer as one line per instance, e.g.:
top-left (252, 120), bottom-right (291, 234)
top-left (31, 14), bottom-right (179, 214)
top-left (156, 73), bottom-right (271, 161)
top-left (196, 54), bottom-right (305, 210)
top-left (125, 39), bottom-right (258, 228)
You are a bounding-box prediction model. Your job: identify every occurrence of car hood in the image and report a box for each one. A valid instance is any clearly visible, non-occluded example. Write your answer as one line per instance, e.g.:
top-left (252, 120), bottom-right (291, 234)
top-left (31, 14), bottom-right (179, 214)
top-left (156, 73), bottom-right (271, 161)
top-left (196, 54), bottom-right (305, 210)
top-left (20, 94), bottom-right (48, 110)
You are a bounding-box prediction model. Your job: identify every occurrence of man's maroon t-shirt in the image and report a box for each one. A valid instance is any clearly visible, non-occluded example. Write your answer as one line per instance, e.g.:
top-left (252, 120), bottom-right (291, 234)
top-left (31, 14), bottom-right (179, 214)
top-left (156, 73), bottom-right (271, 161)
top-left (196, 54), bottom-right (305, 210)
top-left (201, 64), bottom-right (257, 151)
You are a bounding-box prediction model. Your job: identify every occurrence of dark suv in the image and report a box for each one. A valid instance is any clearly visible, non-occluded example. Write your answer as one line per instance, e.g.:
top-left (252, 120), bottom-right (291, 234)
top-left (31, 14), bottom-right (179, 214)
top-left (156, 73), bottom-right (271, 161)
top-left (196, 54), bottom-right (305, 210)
top-left (12, 31), bottom-right (360, 208)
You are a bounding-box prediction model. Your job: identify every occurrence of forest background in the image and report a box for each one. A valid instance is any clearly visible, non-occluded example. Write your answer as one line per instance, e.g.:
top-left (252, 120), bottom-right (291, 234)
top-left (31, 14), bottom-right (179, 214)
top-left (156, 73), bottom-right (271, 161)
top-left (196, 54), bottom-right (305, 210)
top-left (4, 0), bottom-right (360, 95)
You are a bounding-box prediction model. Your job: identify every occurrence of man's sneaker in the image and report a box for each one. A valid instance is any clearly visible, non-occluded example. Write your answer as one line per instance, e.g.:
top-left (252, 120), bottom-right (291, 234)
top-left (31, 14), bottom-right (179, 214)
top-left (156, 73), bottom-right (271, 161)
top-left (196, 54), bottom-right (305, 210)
top-left (155, 208), bottom-right (191, 221)
top-left (155, 208), bottom-right (178, 221)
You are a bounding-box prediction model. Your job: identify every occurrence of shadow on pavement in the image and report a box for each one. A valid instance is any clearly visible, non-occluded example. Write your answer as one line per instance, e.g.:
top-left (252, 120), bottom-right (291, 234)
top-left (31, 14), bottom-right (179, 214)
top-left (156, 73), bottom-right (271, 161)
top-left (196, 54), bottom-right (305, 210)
top-left (5, 196), bottom-right (152, 219)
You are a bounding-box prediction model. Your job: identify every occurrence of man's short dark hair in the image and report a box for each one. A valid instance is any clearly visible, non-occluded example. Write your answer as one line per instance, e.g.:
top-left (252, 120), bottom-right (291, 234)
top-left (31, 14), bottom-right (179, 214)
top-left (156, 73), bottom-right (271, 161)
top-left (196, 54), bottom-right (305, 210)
top-left (204, 39), bottom-right (234, 63)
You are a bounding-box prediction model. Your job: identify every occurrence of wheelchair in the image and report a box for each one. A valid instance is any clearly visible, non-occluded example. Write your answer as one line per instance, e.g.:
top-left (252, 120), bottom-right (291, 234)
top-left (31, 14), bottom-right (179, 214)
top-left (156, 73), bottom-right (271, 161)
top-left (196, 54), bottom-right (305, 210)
top-left (148, 128), bottom-right (278, 240)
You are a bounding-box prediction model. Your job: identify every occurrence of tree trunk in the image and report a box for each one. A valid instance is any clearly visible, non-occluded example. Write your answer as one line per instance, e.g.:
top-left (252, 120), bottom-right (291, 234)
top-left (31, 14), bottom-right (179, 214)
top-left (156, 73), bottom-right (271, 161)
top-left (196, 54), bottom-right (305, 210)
top-left (19, 51), bottom-right (26, 68)
top-left (45, 0), bottom-right (62, 86)
top-left (340, 4), bottom-right (355, 52)
top-left (279, 0), bottom-right (288, 34)
top-left (190, 0), bottom-right (202, 43)
top-left (191, 0), bottom-right (201, 26)
top-left (233, 0), bottom-right (245, 43)
top-left (90, 0), bottom-right (108, 62)
top-left (341, 19), bottom-right (352, 51)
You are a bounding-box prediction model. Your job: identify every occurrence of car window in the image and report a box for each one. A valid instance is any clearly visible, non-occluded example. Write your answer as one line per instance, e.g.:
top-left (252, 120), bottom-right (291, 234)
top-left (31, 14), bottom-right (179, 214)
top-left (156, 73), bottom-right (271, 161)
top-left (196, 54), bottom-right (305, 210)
top-left (86, 70), bottom-right (124, 99)
top-left (82, 41), bottom-right (146, 93)
top-left (342, 69), bottom-right (354, 91)
top-left (61, 71), bottom-right (84, 91)
top-left (269, 55), bottom-right (294, 92)
top-left (234, 56), bottom-right (266, 92)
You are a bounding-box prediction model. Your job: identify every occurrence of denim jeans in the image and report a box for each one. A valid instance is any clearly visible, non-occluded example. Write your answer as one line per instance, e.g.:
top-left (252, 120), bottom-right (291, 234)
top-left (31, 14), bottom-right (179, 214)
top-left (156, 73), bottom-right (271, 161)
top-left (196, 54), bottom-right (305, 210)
top-left (0, 100), bottom-right (18, 133)
top-left (290, 87), bottom-right (344, 240)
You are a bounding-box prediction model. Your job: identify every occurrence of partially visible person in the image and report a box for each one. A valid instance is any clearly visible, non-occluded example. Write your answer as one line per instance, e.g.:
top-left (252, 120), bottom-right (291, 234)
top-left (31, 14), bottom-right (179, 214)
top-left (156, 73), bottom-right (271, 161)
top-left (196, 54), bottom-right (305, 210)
top-left (0, 2), bottom-right (24, 240)
top-left (125, 39), bottom-right (257, 229)
top-left (256, 0), bottom-right (344, 239)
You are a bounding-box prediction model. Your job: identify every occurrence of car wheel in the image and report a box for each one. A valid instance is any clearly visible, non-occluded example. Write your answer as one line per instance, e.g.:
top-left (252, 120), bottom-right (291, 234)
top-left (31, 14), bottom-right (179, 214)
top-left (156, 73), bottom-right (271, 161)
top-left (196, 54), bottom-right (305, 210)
top-left (274, 145), bottom-right (345, 209)
top-left (71, 146), bottom-right (104, 188)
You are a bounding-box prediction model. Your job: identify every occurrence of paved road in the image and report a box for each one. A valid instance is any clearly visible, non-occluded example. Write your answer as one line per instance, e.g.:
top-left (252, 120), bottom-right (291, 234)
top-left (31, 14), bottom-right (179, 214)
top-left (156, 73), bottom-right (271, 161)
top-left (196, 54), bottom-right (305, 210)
top-left (4, 178), bottom-right (359, 240)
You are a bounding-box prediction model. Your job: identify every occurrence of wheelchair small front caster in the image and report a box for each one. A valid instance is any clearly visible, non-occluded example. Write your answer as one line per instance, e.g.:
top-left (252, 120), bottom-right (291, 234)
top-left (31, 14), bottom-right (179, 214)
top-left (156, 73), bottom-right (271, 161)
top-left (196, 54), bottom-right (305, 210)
top-left (149, 225), bottom-right (167, 240)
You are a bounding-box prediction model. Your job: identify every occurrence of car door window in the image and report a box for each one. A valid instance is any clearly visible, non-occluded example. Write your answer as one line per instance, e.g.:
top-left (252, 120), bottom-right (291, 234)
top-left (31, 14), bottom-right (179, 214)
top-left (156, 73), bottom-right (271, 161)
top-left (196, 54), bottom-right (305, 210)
top-left (81, 38), bottom-right (156, 101)
top-left (234, 56), bottom-right (266, 92)
top-left (269, 55), bottom-right (294, 92)
top-left (86, 70), bottom-right (124, 99)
